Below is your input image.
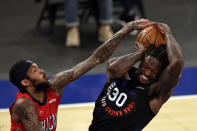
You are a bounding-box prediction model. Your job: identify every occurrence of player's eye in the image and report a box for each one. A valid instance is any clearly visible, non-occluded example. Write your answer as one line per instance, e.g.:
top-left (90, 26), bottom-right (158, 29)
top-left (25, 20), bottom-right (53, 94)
top-left (33, 67), bottom-right (38, 72)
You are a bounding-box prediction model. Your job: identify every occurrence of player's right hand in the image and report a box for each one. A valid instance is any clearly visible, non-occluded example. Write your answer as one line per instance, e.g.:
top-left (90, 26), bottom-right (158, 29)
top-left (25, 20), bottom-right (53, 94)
top-left (132, 19), bottom-right (154, 30)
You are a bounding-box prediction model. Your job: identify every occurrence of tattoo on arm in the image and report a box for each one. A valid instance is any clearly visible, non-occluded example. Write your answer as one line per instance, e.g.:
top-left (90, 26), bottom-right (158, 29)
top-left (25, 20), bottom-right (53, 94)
top-left (12, 98), bottom-right (44, 131)
top-left (91, 22), bottom-right (134, 63)
top-left (49, 22), bottom-right (134, 96)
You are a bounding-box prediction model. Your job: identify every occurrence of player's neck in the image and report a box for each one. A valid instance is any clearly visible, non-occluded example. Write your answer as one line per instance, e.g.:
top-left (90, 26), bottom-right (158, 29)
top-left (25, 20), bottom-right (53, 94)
top-left (26, 87), bottom-right (46, 103)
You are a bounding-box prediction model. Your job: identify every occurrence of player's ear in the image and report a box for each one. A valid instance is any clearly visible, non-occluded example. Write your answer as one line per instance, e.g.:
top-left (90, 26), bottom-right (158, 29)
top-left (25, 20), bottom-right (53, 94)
top-left (21, 79), bottom-right (31, 87)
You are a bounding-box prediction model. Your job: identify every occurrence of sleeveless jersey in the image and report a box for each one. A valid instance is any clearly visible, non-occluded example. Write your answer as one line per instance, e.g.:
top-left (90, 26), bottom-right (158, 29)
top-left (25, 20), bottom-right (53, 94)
top-left (9, 88), bottom-right (60, 131)
top-left (89, 67), bottom-right (155, 131)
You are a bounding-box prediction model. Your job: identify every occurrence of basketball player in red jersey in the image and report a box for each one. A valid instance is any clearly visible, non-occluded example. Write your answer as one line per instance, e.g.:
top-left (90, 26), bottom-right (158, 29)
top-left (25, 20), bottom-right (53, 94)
top-left (89, 23), bottom-right (184, 131)
top-left (9, 19), bottom-right (153, 131)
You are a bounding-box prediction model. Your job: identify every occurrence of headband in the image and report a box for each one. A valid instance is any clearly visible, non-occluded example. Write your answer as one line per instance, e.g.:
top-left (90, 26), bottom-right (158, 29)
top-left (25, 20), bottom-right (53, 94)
top-left (15, 60), bottom-right (33, 87)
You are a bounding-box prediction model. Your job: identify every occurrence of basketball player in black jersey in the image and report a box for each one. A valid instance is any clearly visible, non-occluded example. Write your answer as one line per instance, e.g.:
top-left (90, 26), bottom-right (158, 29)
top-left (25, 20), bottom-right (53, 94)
top-left (89, 23), bottom-right (184, 131)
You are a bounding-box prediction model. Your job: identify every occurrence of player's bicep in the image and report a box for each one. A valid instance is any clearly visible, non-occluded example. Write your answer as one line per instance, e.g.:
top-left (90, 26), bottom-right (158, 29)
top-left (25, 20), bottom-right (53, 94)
top-left (161, 64), bottom-right (182, 88)
top-left (152, 64), bottom-right (182, 102)
top-left (12, 98), bottom-right (44, 131)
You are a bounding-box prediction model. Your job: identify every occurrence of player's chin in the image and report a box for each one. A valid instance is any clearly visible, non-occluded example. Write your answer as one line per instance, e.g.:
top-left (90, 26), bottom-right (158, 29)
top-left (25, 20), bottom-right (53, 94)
top-left (40, 77), bottom-right (48, 84)
top-left (139, 74), bottom-right (152, 85)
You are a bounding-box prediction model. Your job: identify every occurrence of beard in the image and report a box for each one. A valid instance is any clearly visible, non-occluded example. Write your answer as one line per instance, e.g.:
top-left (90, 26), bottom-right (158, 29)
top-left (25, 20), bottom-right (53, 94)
top-left (34, 81), bottom-right (51, 92)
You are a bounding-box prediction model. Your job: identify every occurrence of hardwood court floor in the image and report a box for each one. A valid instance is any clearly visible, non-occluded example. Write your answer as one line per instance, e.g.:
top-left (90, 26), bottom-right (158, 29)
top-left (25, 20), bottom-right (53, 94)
top-left (0, 96), bottom-right (196, 131)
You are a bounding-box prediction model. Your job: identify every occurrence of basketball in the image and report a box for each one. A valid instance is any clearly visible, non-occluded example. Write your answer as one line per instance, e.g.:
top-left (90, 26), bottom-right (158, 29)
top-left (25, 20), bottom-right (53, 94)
top-left (136, 26), bottom-right (166, 48)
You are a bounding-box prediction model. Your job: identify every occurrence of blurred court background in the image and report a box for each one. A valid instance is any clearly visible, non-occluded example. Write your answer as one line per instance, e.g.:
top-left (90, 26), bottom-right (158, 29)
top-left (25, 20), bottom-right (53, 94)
top-left (0, 0), bottom-right (197, 131)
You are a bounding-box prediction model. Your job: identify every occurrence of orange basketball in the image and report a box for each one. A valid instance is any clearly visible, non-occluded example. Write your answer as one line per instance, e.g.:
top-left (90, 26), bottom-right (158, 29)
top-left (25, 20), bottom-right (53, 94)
top-left (136, 26), bottom-right (166, 48)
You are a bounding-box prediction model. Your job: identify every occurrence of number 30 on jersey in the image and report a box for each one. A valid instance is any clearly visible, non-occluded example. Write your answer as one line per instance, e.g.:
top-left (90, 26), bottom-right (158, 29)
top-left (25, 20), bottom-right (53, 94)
top-left (108, 87), bottom-right (127, 107)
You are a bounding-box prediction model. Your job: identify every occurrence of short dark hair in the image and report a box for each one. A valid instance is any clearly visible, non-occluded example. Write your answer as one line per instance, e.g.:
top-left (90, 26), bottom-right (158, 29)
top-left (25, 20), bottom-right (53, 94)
top-left (144, 44), bottom-right (169, 70)
top-left (9, 60), bottom-right (28, 93)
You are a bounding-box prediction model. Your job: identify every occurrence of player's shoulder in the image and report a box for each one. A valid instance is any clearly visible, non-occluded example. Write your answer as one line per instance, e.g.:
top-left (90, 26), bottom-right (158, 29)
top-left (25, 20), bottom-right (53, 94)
top-left (13, 97), bottom-right (35, 112)
top-left (11, 97), bottom-right (36, 121)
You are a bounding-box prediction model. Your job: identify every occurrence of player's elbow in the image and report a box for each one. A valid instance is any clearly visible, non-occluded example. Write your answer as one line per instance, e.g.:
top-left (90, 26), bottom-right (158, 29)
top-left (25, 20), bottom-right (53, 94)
top-left (108, 62), bottom-right (118, 73)
top-left (107, 65), bottom-right (123, 78)
top-left (169, 59), bottom-right (184, 74)
top-left (173, 58), bottom-right (184, 69)
top-left (170, 53), bottom-right (184, 70)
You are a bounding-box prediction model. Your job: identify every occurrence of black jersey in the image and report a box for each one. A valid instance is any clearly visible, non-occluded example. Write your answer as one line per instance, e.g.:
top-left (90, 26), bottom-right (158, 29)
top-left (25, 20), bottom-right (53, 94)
top-left (89, 67), bottom-right (155, 131)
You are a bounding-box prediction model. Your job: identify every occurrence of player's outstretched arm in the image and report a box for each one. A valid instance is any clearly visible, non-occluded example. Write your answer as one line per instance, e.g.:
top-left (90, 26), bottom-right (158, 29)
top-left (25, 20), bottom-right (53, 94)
top-left (12, 98), bottom-right (44, 131)
top-left (49, 19), bottom-right (153, 97)
top-left (151, 23), bottom-right (184, 103)
top-left (106, 42), bottom-right (146, 81)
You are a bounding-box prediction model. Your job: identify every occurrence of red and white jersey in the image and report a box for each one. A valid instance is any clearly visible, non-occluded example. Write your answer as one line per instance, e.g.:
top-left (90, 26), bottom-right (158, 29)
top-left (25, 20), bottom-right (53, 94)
top-left (10, 88), bottom-right (60, 131)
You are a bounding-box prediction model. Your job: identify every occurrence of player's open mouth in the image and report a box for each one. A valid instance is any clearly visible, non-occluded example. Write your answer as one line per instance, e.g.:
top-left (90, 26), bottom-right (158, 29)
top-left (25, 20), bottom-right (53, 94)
top-left (141, 74), bottom-right (149, 81)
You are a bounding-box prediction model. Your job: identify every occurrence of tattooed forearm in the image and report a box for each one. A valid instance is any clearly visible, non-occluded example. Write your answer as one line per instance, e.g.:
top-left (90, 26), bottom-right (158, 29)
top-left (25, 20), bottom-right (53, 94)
top-left (12, 98), bottom-right (44, 131)
top-left (92, 22), bottom-right (134, 63)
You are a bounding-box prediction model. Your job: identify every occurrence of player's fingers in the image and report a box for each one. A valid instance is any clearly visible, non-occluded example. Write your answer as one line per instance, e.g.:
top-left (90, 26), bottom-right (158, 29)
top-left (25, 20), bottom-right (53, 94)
top-left (143, 22), bottom-right (154, 28)
top-left (147, 22), bottom-right (157, 27)
top-left (138, 25), bottom-right (148, 29)
top-left (137, 18), bottom-right (149, 22)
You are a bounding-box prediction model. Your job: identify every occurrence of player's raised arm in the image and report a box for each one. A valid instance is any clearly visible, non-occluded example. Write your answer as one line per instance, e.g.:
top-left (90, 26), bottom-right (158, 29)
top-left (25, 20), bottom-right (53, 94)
top-left (151, 23), bottom-right (184, 102)
top-left (106, 42), bottom-right (146, 82)
top-left (11, 98), bottom-right (44, 131)
top-left (49, 19), bottom-right (153, 97)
